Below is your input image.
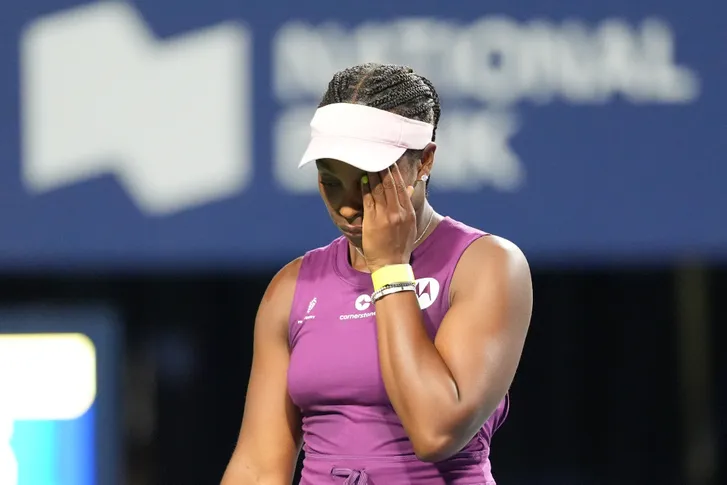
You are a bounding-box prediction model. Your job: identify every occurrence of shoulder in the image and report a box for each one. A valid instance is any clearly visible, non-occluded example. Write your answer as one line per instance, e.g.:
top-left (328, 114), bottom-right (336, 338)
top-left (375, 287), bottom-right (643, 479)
top-left (441, 217), bottom-right (529, 277)
top-left (466, 234), bottom-right (529, 269)
top-left (451, 233), bottom-right (531, 303)
top-left (255, 257), bottom-right (304, 341)
top-left (257, 236), bottom-right (342, 336)
top-left (263, 257), bottom-right (304, 304)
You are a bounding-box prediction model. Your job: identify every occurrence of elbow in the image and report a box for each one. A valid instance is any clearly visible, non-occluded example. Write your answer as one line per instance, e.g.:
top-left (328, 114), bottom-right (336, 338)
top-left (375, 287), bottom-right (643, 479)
top-left (410, 403), bottom-right (491, 462)
top-left (410, 411), bottom-right (486, 462)
top-left (412, 433), bottom-right (460, 463)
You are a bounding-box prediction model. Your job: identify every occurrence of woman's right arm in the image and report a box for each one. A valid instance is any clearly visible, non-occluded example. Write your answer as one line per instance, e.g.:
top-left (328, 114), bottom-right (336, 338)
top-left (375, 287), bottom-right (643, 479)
top-left (221, 258), bottom-right (304, 485)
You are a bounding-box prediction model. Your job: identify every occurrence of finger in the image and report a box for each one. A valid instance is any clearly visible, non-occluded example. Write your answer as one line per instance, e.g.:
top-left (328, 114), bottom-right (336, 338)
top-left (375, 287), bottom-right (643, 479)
top-left (391, 164), bottom-right (413, 210)
top-left (378, 168), bottom-right (398, 211)
top-left (368, 170), bottom-right (387, 209)
top-left (361, 174), bottom-right (375, 215)
top-left (385, 167), bottom-right (400, 206)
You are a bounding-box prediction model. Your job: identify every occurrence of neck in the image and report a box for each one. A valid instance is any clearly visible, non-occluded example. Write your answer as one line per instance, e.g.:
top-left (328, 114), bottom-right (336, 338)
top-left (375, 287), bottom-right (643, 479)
top-left (415, 200), bottom-right (435, 238)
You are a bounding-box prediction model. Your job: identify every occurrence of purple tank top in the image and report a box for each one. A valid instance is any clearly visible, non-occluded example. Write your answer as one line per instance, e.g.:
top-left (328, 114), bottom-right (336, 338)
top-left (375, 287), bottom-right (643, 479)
top-left (287, 217), bottom-right (510, 485)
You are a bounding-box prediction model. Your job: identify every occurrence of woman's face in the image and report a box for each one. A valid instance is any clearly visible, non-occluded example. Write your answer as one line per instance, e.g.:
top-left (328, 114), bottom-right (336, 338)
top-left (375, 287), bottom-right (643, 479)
top-left (315, 157), bottom-right (418, 247)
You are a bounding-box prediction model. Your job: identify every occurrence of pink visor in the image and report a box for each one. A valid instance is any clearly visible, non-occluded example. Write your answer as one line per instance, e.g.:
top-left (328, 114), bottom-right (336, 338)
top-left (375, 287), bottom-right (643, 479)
top-left (298, 103), bottom-right (434, 172)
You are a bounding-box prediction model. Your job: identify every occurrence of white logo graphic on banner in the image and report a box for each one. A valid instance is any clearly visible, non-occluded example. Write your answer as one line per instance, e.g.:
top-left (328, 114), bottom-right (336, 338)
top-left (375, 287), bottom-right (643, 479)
top-left (20, 1), bottom-right (252, 215)
top-left (272, 16), bottom-right (700, 193)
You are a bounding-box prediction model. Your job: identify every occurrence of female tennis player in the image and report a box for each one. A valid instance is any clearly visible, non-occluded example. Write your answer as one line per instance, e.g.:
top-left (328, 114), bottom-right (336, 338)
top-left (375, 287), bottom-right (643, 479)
top-left (221, 63), bottom-right (532, 484)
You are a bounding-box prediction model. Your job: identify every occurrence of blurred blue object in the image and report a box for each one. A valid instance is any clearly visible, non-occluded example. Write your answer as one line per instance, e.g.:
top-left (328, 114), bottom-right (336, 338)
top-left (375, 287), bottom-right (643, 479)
top-left (0, 307), bottom-right (123, 485)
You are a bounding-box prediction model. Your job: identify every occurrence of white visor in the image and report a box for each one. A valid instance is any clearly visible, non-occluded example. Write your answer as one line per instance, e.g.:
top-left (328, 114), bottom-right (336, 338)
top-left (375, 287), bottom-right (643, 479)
top-left (298, 103), bottom-right (434, 172)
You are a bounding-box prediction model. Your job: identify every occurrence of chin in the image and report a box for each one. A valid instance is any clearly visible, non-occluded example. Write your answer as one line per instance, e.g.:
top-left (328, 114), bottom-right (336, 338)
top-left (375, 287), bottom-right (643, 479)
top-left (339, 232), bottom-right (362, 247)
top-left (347, 235), bottom-right (363, 247)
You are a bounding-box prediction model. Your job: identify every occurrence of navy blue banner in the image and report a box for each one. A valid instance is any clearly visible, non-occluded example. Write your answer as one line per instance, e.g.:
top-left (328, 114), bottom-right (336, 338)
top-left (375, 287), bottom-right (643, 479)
top-left (0, 0), bottom-right (723, 269)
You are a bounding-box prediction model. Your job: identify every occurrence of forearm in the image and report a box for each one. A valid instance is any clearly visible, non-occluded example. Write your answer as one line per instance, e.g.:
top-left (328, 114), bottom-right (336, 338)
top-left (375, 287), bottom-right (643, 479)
top-left (221, 462), bottom-right (292, 485)
top-left (221, 450), bottom-right (296, 485)
top-left (374, 291), bottom-right (463, 456)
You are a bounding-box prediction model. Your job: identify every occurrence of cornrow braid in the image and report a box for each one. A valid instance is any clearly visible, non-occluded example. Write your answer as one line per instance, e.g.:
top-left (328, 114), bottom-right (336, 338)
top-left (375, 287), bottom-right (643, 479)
top-left (319, 62), bottom-right (441, 142)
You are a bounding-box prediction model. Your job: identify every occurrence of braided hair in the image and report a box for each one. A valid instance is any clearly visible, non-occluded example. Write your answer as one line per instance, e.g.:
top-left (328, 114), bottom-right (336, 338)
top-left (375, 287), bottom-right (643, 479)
top-left (318, 63), bottom-right (441, 184)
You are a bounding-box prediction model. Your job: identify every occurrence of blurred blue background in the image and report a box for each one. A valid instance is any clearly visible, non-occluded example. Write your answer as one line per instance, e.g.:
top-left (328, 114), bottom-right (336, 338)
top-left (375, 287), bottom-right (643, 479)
top-left (0, 0), bottom-right (723, 484)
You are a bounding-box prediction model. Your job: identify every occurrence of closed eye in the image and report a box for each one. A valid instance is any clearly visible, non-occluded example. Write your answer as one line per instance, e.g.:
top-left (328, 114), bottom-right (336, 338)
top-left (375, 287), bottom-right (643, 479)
top-left (320, 179), bottom-right (341, 188)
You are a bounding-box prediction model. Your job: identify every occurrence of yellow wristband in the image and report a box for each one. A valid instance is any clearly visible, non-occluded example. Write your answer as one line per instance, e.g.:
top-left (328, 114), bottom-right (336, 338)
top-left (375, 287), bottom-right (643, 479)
top-left (371, 264), bottom-right (415, 292)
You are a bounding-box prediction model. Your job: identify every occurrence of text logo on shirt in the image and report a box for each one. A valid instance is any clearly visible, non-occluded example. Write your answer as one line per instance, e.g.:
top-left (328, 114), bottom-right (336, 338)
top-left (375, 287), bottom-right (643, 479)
top-left (339, 294), bottom-right (376, 320)
top-left (296, 297), bottom-right (318, 324)
top-left (347, 278), bottom-right (440, 317)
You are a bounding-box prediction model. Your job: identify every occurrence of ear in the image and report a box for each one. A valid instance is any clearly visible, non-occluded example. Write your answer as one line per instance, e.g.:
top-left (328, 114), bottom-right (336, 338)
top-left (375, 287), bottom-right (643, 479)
top-left (417, 142), bottom-right (436, 180)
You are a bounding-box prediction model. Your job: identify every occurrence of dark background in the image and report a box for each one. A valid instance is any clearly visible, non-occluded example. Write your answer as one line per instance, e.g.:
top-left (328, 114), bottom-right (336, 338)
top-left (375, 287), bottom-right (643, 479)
top-left (1, 264), bottom-right (723, 485)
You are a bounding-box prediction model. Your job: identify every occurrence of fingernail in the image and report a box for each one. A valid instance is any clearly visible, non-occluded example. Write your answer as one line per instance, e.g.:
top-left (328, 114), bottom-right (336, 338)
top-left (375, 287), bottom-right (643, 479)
top-left (407, 186), bottom-right (415, 198)
top-left (361, 175), bottom-right (369, 184)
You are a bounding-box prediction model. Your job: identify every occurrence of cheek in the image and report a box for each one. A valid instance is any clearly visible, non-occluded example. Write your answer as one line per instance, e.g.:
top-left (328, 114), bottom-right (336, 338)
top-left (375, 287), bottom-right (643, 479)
top-left (318, 184), bottom-right (340, 211)
top-left (398, 165), bottom-right (417, 186)
top-left (318, 185), bottom-right (332, 205)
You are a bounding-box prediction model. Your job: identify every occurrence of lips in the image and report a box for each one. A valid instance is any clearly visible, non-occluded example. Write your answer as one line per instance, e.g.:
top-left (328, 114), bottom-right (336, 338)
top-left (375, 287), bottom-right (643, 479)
top-left (339, 225), bottom-right (362, 236)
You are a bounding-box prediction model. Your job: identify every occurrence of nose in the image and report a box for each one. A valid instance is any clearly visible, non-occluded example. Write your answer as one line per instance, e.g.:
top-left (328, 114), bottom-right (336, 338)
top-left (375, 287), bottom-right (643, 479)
top-left (338, 205), bottom-right (362, 225)
top-left (338, 193), bottom-right (363, 224)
